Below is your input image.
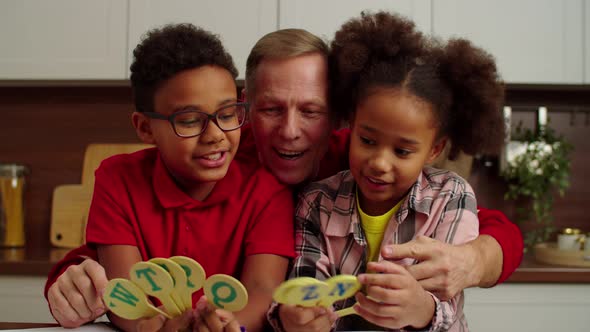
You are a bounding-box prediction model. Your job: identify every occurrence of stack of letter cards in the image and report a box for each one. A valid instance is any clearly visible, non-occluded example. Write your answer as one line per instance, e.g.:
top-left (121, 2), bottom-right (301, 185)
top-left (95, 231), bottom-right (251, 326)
top-left (103, 256), bottom-right (248, 319)
top-left (272, 275), bottom-right (361, 317)
top-left (103, 255), bottom-right (361, 320)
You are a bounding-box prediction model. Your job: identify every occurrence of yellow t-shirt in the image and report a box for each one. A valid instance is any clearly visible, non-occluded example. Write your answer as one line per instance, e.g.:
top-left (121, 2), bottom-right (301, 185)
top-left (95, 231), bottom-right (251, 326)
top-left (357, 192), bottom-right (402, 262)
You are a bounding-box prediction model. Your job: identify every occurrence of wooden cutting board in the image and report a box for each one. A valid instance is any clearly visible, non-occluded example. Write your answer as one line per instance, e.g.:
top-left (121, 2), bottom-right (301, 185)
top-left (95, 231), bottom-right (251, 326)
top-left (81, 143), bottom-right (152, 186)
top-left (50, 184), bottom-right (93, 248)
top-left (50, 143), bottom-right (152, 248)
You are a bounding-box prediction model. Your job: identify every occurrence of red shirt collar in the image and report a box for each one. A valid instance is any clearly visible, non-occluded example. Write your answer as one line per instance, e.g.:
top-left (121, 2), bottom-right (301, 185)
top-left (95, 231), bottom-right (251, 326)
top-left (152, 152), bottom-right (240, 209)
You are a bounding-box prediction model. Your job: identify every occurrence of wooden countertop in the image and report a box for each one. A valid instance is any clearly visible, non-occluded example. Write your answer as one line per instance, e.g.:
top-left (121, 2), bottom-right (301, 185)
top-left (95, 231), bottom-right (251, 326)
top-left (0, 246), bottom-right (70, 276)
top-left (0, 322), bottom-right (58, 330)
top-left (1, 246), bottom-right (589, 283)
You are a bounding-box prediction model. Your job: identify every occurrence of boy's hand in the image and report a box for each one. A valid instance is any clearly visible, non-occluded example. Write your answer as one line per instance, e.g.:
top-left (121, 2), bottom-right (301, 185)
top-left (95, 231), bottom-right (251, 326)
top-left (136, 310), bottom-right (193, 332)
top-left (194, 296), bottom-right (241, 332)
top-left (355, 260), bottom-right (435, 330)
top-left (278, 304), bottom-right (336, 332)
top-left (47, 258), bottom-right (108, 327)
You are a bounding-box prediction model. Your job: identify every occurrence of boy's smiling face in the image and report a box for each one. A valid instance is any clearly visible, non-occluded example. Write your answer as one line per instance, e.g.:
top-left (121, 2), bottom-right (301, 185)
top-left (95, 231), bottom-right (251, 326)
top-left (134, 65), bottom-right (239, 200)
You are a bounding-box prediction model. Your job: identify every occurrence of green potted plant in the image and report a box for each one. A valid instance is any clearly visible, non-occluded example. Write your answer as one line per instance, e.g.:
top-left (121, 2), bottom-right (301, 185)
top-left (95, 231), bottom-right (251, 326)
top-left (501, 122), bottom-right (573, 249)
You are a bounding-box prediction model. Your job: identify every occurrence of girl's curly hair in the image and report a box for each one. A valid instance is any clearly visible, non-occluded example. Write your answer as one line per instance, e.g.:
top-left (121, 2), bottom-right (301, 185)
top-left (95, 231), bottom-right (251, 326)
top-left (330, 11), bottom-right (505, 159)
top-left (130, 23), bottom-right (238, 113)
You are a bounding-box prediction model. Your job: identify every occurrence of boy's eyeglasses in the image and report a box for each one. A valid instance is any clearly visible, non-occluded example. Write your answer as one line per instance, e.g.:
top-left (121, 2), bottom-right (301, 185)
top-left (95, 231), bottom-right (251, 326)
top-left (143, 102), bottom-right (248, 138)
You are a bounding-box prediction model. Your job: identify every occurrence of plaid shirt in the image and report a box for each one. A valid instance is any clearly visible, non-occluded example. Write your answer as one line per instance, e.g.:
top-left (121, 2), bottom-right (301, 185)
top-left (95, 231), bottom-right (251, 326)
top-left (268, 167), bottom-right (478, 331)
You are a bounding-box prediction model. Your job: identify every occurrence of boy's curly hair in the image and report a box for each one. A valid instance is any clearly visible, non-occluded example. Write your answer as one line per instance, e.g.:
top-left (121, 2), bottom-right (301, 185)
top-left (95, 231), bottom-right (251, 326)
top-left (130, 23), bottom-right (238, 113)
top-left (330, 11), bottom-right (505, 159)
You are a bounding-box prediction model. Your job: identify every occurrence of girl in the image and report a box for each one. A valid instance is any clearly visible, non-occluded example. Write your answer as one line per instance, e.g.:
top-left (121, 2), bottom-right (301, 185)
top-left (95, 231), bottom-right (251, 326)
top-left (269, 11), bottom-right (505, 332)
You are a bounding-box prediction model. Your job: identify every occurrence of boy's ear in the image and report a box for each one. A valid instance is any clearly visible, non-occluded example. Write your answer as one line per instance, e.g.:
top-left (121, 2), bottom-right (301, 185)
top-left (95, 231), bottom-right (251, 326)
top-left (427, 137), bottom-right (448, 164)
top-left (132, 112), bottom-right (156, 144)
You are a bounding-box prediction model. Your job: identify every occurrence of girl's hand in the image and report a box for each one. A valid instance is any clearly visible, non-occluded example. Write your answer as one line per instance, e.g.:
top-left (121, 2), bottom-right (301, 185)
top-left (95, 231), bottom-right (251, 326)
top-left (355, 260), bottom-right (435, 330)
top-left (135, 309), bottom-right (193, 332)
top-left (193, 296), bottom-right (241, 332)
top-left (278, 304), bottom-right (337, 332)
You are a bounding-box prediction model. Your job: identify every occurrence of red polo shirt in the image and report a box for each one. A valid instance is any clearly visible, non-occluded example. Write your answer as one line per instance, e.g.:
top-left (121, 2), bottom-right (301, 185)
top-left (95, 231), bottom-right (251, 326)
top-left (84, 148), bottom-right (294, 297)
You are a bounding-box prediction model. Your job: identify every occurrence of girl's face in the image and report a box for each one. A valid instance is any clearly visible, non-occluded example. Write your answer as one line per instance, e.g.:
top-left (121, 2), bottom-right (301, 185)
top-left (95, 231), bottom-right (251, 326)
top-left (349, 88), bottom-right (445, 215)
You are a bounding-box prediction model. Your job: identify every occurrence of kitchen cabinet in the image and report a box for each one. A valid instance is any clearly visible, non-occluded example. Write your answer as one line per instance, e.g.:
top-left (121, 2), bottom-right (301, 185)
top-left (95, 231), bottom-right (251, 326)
top-left (0, 0), bottom-right (128, 80)
top-left (278, 0), bottom-right (431, 41)
top-left (464, 284), bottom-right (590, 331)
top-left (128, 0), bottom-right (278, 80)
top-left (0, 0), bottom-right (587, 83)
top-left (432, 0), bottom-right (584, 84)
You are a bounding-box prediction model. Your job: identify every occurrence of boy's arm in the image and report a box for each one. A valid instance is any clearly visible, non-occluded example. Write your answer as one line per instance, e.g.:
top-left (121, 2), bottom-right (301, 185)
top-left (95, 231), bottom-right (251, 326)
top-left (96, 245), bottom-right (144, 332)
top-left (45, 245), bottom-right (107, 327)
top-left (236, 254), bottom-right (290, 332)
top-left (44, 244), bottom-right (98, 299)
top-left (97, 245), bottom-right (193, 332)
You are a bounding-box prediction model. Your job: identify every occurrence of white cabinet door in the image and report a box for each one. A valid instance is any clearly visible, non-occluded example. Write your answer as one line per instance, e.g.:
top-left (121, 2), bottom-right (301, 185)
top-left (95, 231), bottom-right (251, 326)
top-left (128, 0), bottom-right (278, 80)
top-left (432, 0), bottom-right (584, 84)
top-left (0, 0), bottom-right (128, 80)
top-left (464, 284), bottom-right (590, 331)
top-left (278, 0), bottom-right (431, 42)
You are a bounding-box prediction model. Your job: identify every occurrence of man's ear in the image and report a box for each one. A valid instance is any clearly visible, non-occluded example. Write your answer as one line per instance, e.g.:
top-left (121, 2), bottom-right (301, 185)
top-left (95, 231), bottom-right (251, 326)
top-left (132, 112), bottom-right (156, 144)
top-left (427, 137), bottom-right (448, 164)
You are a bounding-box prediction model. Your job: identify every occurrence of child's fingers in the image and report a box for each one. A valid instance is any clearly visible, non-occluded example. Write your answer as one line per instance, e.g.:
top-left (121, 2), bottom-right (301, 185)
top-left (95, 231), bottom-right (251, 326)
top-left (366, 260), bottom-right (408, 274)
top-left (363, 284), bottom-right (401, 305)
top-left (161, 310), bottom-right (194, 332)
top-left (136, 314), bottom-right (166, 332)
top-left (353, 295), bottom-right (403, 330)
top-left (214, 308), bottom-right (236, 325)
top-left (354, 293), bottom-right (401, 322)
top-left (196, 300), bottom-right (224, 332)
top-left (357, 272), bottom-right (407, 291)
top-left (223, 318), bottom-right (242, 332)
top-left (280, 304), bottom-right (334, 332)
top-left (279, 304), bottom-right (315, 325)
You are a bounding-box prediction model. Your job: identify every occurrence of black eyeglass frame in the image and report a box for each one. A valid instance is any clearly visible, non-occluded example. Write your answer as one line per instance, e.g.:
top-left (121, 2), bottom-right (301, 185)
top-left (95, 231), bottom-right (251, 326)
top-left (143, 102), bottom-right (249, 138)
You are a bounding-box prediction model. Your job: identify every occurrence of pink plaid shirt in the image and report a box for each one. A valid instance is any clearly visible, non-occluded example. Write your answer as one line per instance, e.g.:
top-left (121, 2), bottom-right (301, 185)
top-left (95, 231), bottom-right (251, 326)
top-left (268, 167), bottom-right (479, 331)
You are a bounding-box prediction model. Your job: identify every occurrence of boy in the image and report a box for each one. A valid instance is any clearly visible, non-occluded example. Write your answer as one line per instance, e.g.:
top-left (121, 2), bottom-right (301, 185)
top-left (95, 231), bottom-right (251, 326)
top-left (84, 23), bottom-right (294, 332)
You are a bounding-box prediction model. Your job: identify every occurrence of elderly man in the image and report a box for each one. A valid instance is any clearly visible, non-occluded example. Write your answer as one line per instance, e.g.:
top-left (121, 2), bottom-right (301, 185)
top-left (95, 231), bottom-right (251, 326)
top-left (45, 28), bottom-right (522, 329)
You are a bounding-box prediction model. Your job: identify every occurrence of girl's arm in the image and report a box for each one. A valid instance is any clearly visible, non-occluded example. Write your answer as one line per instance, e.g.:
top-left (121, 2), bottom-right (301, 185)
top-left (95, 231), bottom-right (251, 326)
top-left (360, 174), bottom-right (479, 331)
top-left (413, 178), bottom-right (479, 331)
top-left (268, 192), bottom-right (337, 332)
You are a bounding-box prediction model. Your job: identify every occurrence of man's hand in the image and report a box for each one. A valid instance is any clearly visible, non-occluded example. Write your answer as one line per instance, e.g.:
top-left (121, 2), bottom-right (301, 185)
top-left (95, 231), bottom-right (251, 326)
top-left (47, 259), bottom-right (108, 327)
top-left (381, 235), bottom-right (501, 300)
top-left (278, 304), bottom-right (336, 332)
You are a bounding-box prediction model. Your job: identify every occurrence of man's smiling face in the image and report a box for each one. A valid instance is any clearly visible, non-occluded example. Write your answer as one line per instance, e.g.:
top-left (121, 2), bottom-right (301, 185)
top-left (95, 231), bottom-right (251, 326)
top-left (248, 53), bottom-right (332, 186)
